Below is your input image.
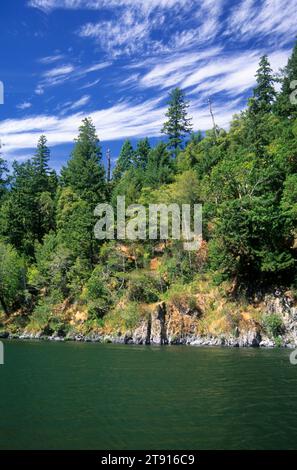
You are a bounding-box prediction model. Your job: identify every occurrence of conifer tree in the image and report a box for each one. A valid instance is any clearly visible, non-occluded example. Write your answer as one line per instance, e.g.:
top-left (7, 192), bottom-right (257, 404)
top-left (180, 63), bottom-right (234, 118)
top-left (61, 118), bottom-right (106, 207)
top-left (161, 87), bottom-right (193, 157)
top-left (249, 55), bottom-right (276, 115)
top-left (276, 39), bottom-right (297, 118)
top-left (112, 139), bottom-right (134, 181)
top-left (134, 138), bottom-right (151, 170)
top-left (0, 155), bottom-right (8, 201)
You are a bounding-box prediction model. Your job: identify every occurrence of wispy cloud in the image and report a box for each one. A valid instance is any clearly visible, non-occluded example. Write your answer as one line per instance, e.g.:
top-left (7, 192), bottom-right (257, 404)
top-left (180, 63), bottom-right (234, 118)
top-left (39, 53), bottom-right (64, 64)
top-left (226, 0), bottom-right (297, 45)
top-left (16, 102), bottom-right (32, 110)
top-left (78, 10), bottom-right (162, 57)
top-left (0, 94), bottom-right (243, 157)
top-left (79, 79), bottom-right (100, 90)
top-left (43, 64), bottom-right (74, 78)
top-left (60, 95), bottom-right (91, 114)
top-left (35, 61), bottom-right (111, 94)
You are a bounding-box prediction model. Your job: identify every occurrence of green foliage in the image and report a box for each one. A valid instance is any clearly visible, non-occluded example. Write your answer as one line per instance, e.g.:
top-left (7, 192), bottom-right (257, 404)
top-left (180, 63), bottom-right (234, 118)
top-left (61, 117), bottom-right (106, 207)
top-left (83, 265), bottom-right (112, 318)
top-left (0, 241), bottom-right (26, 314)
top-left (2, 42), bottom-right (297, 332)
top-left (112, 139), bottom-right (134, 181)
top-left (144, 143), bottom-right (174, 187)
top-left (126, 271), bottom-right (165, 303)
top-left (162, 87), bottom-right (193, 157)
top-left (263, 313), bottom-right (284, 338)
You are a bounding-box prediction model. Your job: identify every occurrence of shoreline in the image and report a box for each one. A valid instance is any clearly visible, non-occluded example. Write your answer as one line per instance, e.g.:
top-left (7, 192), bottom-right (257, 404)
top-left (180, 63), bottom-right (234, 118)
top-left (1, 331), bottom-right (295, 349)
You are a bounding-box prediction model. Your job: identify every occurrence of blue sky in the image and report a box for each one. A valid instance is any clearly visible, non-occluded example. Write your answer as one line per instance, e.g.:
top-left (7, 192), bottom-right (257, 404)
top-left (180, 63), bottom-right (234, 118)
top-left (0, 0), bottom-right (296, 172)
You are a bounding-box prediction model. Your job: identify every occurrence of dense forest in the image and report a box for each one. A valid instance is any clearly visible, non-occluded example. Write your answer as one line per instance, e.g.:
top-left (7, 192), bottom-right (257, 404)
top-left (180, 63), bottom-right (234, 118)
top-left (0, 41), bottom-right (297, 342)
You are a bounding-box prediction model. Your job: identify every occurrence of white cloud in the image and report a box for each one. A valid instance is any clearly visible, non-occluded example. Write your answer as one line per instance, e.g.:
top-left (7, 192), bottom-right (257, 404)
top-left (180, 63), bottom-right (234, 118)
top-left (28, 0), bottom-right (195, 13)
top-left (79, 79), bottom-right (100, 89)
top-left (43, 64), bottom-right (75, 78)
top-left (139, 48), bottom-right (222, 89)
top-left (35, 61), bottom-right (111, 94)
top-left (78, 10), bottom-right (160, 57)
top-left (16, 102), bottom-right (32, 110)
top-left (138, 48), bottom-right (290, 99)
top-left (39, 54), bottom-right (64, 64)
top-left (60, 95), bottom-right (91, 113)
top-left (0, 94), bottom-right (242, 157)
top-left (226, 0), bottom-right (297, 43)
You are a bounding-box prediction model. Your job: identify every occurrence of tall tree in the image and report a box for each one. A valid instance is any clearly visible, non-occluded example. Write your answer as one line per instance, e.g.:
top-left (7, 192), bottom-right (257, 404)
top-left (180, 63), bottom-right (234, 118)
top-left (112, 139), bottom-right (134, 181)
top-left (144, 143), bottom-right (174, 187)
top-left (249, 55), bottom-right (276, 115)
top-left (134, 138), bottom-right (151, 170)
top-left (247, 56), bottom-right (276, 157)
top-left (61, 118), bottom-right (106, 207)
top-left (0, 241), bottom-right (25, 315)
top-left (276, 39), bottom-right (297, 119)
top-left (0, 155), bottom-right (8, 201)
top-left (161, 87), bottom-right (193, 157)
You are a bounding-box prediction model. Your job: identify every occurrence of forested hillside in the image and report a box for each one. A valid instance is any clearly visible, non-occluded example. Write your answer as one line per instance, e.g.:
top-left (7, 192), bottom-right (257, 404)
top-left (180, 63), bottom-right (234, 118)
top-left (1, 41), bottom-right (297, 346)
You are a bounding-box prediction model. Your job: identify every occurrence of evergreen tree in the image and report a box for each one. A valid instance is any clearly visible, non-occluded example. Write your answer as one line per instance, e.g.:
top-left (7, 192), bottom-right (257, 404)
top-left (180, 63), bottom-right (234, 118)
top-left (161, 87), bottom-right (193, 157)
top-left (112, 139), bottom-right (134, 181)
top-left (247, 56), bottom-right (276, 157)
top-left (2, 161), bottom-right (36, 256)
top-left (276, 39), bottom-right (297, 118)
top-left (133, 138), bottom-right (151, 170)
top-left (0, 155), bottom-right (8, 201)
top-left (61, 118), bottom-right (106, 207)
top-left (0, 241), bottom-right (25, 315)
top-left (249, 55), bottom-right (276, 115)
top-left (144, 143), bottom-right (174, 187)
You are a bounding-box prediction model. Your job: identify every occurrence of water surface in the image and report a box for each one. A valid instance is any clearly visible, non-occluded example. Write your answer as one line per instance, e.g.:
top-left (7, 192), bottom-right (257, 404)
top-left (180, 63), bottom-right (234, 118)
top-left (0, 341), bottom-right (296, 449)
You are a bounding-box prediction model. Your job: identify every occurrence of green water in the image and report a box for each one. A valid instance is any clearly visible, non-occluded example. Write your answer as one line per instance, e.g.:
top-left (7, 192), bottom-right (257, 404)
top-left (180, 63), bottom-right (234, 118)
top-left (0, 341), bottom-right (297, 450)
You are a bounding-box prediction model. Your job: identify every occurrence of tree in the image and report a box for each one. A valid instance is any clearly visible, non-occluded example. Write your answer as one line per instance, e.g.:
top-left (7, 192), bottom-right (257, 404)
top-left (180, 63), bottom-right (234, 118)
top-left (276, 39), bottom-right (297, 119)
top-left (0, 241), bottom-right (26, 315)
top-left (161, 87), bottom-right (193, 157)
top-left (144, 143), bottom-right (174, 187)
top-left (0, 156), bottom-right (8, 202)
top-left (133, 138), bottom-right (151, 170)
top-left (56, 187), bottom-right (95, 265)
top-left (249, 55), bottom-right (276, 115)
top-left (246, 56), bottom-right (276, 157)
top-left (0, 137), bottom-right (57, 255)
top-left (61, 118), bottom-right (106, 207)
top-left (112, 139), bottom-right (134, 181)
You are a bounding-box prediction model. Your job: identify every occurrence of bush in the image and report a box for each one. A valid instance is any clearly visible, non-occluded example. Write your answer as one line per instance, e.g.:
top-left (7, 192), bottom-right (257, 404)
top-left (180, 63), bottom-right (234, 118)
top-left (0, 241), bottom-right (26, 314)
top-left (83, 266), bottom-right (113, 318)
top-left (127, 272), bottom-right (165, 303)
top-left (263, 313), bottom-right (284, 338)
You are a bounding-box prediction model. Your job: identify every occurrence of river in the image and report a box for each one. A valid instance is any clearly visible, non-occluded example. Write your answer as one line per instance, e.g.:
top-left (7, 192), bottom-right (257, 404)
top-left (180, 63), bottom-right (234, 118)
top-left (0, 341), bottom-right (296, 449)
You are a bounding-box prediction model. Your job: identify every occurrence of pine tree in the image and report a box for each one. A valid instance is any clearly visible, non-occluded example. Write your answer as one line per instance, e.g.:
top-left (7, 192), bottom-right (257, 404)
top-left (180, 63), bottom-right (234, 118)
top-left (247, 56), bottom-right (276, 157)
top-left (32, 135), bottom-right (50, 178)
top-left (144, 143), bottom-right (174, 187)
top-left (0, 154), bottom-right (8, 201)
top-left (249, 55), bottom-right (276, 115)
top-left (276, 39), bottom-right (297, 118)
top-left (61, 118), bottom-right (106, 207)
top-left (112, 139), bottom-right (134, 181)
top-left (161, 88), bottom-right (193, 157)
top-left (134, 138), bottom-right (151, 170)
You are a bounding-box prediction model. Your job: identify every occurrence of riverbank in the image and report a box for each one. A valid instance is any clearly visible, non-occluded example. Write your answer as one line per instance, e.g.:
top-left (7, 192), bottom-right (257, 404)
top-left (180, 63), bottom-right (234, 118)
top-left (2, 279), bottom-right (297, 349)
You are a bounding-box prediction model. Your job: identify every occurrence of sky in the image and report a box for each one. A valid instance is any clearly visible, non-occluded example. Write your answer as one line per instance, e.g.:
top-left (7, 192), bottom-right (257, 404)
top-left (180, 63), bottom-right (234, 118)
top-left (0, 0), bottom-right (296, 172)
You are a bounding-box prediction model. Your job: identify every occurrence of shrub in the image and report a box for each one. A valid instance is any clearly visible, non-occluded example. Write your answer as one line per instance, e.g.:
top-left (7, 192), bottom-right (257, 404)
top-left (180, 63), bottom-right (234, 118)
top-left (83, 266), bottom-right (113, 318)
top-left (127, 272), bottom-right (165, 303)
top-left (263, 313), bottom-right (284, 338)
